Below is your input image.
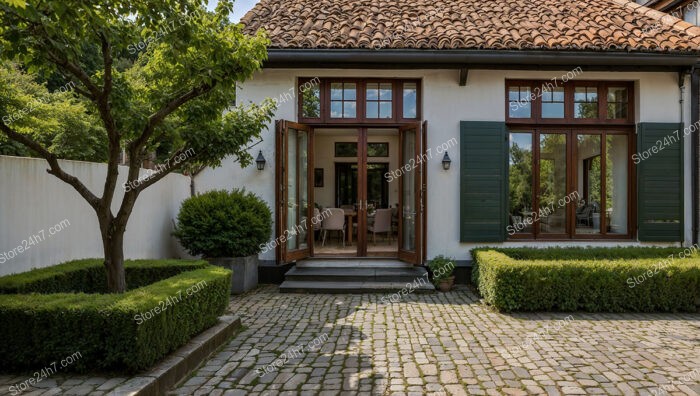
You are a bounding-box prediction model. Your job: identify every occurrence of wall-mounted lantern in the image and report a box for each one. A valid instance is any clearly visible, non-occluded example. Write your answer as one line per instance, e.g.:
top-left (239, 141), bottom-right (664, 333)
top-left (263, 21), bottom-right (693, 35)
top-left (442, 151), bottom-right (452, 171)
top-left (256, 150), bottom-right (266, 171)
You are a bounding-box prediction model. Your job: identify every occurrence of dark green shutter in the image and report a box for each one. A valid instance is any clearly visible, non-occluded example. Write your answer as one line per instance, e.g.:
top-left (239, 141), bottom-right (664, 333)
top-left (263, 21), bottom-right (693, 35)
top-left (460, 121), bottom-right (508, 242)
top-left (637, 123), bottom-right (684, 242)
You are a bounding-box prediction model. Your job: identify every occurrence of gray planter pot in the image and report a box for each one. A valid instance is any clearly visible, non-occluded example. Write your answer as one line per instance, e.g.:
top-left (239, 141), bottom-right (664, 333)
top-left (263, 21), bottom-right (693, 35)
top-left (206, 256), bottom-right (258, 295)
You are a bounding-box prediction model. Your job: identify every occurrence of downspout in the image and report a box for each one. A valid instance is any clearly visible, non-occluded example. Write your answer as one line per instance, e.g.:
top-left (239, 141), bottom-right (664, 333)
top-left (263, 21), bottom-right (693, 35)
top-left (679, 71), bottom-right (687, 246)
top-left (692, 67), bottom-right (700, 245)
top-left (680, 71), bottom-right (685, 128)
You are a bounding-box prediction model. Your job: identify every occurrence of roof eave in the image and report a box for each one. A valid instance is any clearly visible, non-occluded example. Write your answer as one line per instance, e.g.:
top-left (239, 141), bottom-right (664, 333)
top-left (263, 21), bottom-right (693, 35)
top-left (264, 49), bottom-right (700, 71)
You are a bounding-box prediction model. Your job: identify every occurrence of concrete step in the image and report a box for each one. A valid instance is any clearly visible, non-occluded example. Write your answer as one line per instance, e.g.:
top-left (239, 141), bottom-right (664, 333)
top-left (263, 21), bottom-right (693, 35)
top-left (279, 280), bottom-right (435, 294)
top-left (296, 259), bottom-right (412, 269)
top-left (284, 266), bottom-right (428, 283)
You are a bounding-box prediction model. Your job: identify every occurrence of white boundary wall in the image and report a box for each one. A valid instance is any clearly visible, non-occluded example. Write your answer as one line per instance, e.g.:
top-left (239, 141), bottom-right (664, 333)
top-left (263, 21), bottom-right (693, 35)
top-left (0, 155), bottom-right (190, 276)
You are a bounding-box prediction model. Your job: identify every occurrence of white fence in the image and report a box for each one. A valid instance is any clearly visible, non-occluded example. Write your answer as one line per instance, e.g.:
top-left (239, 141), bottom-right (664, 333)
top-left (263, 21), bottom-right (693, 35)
top-left (0, 155), bottom-right (191, 276)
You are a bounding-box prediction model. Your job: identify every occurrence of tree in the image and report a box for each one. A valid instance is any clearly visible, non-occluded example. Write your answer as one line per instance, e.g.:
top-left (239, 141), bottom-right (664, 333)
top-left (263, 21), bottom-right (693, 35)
top-left (0, 0), bottom-right (275, 292)
top-left (0, 63), bottom-right (109, 161)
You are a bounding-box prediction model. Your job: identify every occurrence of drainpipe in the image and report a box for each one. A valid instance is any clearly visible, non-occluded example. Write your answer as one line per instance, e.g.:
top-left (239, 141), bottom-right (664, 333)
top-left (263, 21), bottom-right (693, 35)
top-left (692, 67), bottom-right (700, 245)
top-left (680, 71), bottom-right (685, 127)
top-left (680, 70), bottom-right (688, 246)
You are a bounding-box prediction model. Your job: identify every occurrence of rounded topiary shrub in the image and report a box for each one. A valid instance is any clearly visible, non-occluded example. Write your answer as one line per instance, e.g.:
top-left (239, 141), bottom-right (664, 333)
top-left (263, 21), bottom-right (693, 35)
top-left (174, 189), bottom-right (272, 258)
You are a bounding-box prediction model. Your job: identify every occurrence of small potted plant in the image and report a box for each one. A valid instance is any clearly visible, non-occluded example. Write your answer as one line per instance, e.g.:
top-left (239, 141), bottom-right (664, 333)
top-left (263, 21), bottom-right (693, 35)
top-left (174, 189), bottom-right (272, 294)
top-left (429, 255), bottom-right (456, 292)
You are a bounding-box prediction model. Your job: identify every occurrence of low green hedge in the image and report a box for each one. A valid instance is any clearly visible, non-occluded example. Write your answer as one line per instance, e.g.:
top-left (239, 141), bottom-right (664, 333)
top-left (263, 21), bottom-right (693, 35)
top-left (0, 259), bottom-right (208, 294)
top-left (0, 263), bottom-right (230, 373)
top-left (487, 246), bottom-right (689, 260)
top-left (472, 249), bottom-right (700, 312)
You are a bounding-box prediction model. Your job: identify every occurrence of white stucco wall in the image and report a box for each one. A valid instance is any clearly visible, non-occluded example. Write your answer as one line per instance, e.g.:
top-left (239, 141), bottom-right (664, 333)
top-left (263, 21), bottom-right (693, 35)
top-left (0, 156), bottom-right (190, 275)
top-left (196, 68), bottom-right (691, 262)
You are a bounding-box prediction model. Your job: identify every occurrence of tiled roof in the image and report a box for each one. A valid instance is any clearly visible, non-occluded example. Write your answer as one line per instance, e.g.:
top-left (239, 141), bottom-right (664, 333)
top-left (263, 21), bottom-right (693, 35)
top-left (240, 0), bottom-right (700, 53)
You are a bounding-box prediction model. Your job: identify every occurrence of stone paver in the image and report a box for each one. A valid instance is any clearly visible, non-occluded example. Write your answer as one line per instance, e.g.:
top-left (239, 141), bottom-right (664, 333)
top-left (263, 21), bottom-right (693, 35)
top-left (2, 285), bottom-right (699, 395)
top-left (167, 285), bottom-right (699, 395)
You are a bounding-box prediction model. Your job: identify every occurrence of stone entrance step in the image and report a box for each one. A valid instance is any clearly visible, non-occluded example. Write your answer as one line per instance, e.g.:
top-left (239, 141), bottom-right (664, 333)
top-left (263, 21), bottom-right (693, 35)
top-left (295, 259), bottom-right (412, 268)
top-left (280, 261), bottom-right (435, 293)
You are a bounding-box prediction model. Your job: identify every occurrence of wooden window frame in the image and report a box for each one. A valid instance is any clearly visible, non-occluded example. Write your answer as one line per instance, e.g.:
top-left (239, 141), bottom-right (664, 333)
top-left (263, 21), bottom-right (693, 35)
top-left (298, 78), bottom-right (421, 124)
top-left (365, 81), bottom-right (396, 121)
top-left (605, 85), bottom-right (631, 121)
top-left (507, 126), bottom-right (636, 241)
top-left (572, 83), bottom-right (600, 122)
top-left (506, 80), bottom-right (635, 125)
top-left (398, 80), bottom-right (422, 122)
top-left (540, 85), bottom-right (566, 120)
top-left (507, 82), bottom-right (538, 120)
top-left (298, 77), bottom-right (323, 121)
top-left (328, 80), bottom-right (361, 121)
top-left (367, 142), bottom-right (390, 157)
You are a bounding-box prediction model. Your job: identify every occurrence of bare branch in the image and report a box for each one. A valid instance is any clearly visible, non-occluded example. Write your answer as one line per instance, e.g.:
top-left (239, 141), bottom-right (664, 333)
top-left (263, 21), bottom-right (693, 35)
top-left (0, 123), bottom-right (101, 210)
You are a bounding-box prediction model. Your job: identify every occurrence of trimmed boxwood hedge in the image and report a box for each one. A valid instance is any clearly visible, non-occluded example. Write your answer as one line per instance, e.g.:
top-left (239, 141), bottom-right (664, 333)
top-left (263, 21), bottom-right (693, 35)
top-left (487, 246), bottom-right (690, 260)
top-left (0, 259), bottom-right (208, 294)
top-left (472, 249), bottom-right (700, 312)
top-left (0, 260), bottom-right (230, 373)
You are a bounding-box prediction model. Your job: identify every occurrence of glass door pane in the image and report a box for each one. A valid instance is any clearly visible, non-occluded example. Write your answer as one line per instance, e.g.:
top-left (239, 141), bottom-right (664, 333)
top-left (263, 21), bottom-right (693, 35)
top-left (398, 124), bottom-right (422, 263)
top-left (286, 127), bottom-right (309, 251)
top-left (278, 121), bottom-right (312, 263)
top-left (606, 135), bottom-right (628, 235)
top-left (508, 133), bottom-right (534, 236)
top-left (365, 129), bottom-right (398, 256)
top-left (538, 133), bottom-right (567, 234)
top-left (576, 134), bottom-right (602, 235)
top-left (401, 129), bottom-right (416, 251)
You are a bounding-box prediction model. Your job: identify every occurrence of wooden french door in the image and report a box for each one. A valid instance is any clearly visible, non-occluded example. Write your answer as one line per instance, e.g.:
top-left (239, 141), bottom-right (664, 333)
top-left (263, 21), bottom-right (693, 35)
top-left (397, 123), bottom-right (424, 264)
top-left (276, 123), bottom-right (424, 264)
top-left (276, 120), bottom-right (314, 264)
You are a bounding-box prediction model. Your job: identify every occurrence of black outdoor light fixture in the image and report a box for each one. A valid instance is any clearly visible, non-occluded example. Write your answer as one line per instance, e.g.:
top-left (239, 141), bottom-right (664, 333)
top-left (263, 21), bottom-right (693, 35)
top-left (442, 151), bottom-right (452, 171)
top-left (256, 150), bottom-right (266, 171)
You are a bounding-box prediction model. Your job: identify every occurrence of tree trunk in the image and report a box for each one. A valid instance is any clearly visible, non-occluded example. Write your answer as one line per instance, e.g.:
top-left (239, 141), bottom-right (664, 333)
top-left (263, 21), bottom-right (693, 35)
top-left (102, 225), bottom-right (126, 293)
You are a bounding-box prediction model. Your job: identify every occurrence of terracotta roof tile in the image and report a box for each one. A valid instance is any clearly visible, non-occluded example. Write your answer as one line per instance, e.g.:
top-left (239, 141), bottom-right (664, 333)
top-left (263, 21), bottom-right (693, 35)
top-left (241, 0), bottom-right (700, 53)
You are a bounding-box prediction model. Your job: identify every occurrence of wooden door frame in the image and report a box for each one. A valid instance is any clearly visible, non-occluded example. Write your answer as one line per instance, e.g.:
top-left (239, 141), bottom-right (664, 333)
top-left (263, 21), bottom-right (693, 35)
top-left (397, 123), bottom-right (423, 264)
top-left (422, 121), bottom-right (428, 263)
top-left (357, 127), bottom-right (368, 257)
top-left (278, 123), bottom-right (426, 264)
top-left (276, 120), bottom-right (315, 264)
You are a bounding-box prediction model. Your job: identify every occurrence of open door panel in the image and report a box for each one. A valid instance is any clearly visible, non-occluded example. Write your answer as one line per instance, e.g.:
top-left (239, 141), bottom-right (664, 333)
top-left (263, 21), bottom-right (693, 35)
top-left (397, 123), bottom-right (424, 265)
top-left (275, 120), bottom-right (314, 264)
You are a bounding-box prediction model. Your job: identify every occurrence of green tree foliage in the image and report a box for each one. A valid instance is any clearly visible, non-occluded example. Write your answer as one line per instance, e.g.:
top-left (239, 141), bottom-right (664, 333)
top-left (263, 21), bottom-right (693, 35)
top-left (0, 0), bottom-right (276, 292)
top-left (0, 63), bottom-right (108, 161)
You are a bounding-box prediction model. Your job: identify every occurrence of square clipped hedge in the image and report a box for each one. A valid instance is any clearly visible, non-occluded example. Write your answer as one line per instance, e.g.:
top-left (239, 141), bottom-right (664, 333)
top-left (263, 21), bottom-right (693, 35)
top-left (472, 248), bottom-right (700, 312)
top-left (0, 259), bottom-right (231, 373)
top-left (0, 259), bottom-right (209, 294)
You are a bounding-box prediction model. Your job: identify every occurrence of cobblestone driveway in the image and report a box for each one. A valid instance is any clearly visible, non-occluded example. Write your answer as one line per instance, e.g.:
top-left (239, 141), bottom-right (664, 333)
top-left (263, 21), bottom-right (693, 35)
top-left (171, 285), bottom-right (700, 396)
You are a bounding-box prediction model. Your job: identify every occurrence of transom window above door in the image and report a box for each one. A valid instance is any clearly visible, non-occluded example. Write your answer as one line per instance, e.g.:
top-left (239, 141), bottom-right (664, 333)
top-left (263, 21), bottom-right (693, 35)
top-left (330, 82), bottom-right (357, 118)
top-left (298, 78), bottom-right (421, 123)
top-left (506, 80), bottom-right (634, 124)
